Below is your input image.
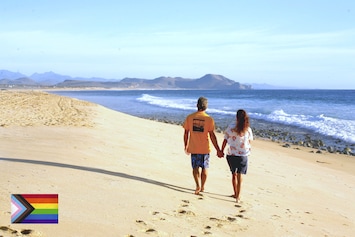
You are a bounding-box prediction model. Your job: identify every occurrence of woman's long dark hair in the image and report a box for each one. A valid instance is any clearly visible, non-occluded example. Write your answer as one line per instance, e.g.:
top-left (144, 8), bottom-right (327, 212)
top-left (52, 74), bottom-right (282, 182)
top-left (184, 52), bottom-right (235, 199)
top-left (232, 109), bottom-right (250, 136)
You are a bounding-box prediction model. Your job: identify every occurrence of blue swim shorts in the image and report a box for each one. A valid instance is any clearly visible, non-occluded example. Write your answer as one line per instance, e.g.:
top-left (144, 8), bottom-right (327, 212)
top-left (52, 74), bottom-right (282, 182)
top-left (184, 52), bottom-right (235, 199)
top-left (191, 154), bottom-right (210, 169)
top-left (226, 155), bottom-right (248, 174)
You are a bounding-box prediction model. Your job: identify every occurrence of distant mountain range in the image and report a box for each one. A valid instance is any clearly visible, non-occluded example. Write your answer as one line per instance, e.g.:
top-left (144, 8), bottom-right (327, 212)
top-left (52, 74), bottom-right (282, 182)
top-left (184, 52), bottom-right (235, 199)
top-left (0, 70), bottom-right (252, 90)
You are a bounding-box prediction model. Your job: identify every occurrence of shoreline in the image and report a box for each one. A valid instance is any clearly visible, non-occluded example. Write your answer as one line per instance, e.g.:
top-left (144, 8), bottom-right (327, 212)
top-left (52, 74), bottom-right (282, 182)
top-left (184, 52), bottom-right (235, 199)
top-left (142, 115), bottom-right (355, 157)
top-left (45, 89), bottom-right (355, 157)
top-left (4, 88), bottom-right (354, 156)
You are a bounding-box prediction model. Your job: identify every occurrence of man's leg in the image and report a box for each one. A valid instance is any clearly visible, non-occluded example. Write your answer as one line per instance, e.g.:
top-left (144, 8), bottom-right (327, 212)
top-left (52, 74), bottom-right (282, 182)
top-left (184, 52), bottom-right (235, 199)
top-left (201, 168), bottom-right (208, 192)
top-left (193, 167), bottom-right (201, 194)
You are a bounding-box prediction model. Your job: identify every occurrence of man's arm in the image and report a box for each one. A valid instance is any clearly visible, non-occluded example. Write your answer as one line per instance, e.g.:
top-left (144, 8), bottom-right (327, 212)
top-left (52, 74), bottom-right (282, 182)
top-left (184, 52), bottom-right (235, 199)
top-left (209, 131), bottom-right (223, 158)
top-left (184, 129), bottom-right (189, 153)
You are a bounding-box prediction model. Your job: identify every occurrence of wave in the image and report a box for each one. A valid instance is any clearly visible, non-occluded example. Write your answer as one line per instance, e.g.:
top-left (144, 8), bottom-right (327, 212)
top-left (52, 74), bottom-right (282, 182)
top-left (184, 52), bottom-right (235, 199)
top-left (137, 94), bottom-right (196, 111)
top-left (251, 110), bottom-right (355, 143)
top-left (137, 94), bottom-right (355, 143)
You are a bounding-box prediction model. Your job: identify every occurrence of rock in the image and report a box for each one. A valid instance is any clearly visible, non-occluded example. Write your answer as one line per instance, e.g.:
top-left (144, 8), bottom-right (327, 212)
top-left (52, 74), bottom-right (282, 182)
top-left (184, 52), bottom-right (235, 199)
top-left (343, 147), bottom-right (352, 155)
top-left (327, 146), bottom-right (336, 153)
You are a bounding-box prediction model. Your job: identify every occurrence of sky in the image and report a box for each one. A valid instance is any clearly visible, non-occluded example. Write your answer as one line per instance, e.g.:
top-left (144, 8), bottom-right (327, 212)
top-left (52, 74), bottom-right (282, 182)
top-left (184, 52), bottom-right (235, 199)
top-left (1, 0), bottom-right (354, 89)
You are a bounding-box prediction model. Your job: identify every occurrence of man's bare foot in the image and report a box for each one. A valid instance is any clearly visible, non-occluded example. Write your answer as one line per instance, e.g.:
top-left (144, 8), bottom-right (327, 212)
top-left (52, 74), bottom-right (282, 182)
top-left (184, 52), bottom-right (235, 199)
top-left (195, 187), bottom-right (201, 195)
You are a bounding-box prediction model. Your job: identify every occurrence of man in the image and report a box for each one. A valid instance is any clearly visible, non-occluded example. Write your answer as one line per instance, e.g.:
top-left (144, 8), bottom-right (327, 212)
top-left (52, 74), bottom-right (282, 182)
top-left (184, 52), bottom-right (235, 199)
top-left (183, 97), bottom-right (223, 195)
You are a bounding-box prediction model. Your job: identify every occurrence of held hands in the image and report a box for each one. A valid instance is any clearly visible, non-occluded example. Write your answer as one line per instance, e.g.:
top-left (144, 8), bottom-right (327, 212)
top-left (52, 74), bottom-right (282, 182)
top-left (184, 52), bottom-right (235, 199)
top-left (217, 149), bottom-right (224, 158)
top-left (184, 145), bottom-right (224, 158)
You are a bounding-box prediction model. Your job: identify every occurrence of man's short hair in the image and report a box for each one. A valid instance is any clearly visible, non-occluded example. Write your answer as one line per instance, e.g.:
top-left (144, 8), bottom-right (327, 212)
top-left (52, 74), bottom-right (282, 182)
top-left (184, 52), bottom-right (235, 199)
top-left (197, 97), bottom-right (208, 111)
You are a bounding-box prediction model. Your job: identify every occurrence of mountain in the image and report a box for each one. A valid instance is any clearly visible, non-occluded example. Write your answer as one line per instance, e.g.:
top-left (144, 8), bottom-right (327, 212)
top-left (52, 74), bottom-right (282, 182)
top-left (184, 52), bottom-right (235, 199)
top-left (0, 70), bottom-right (252, 90)
top-left (0, 77), bottom-right (37, 86)
top-left (0, 70), bottom-right (27, 80)
top-left (176, 74), bottom-right (249, 90)
top-left (30, 71), bottom-right (72, 85)
top-left (57, 74), bottom-right (251, 90)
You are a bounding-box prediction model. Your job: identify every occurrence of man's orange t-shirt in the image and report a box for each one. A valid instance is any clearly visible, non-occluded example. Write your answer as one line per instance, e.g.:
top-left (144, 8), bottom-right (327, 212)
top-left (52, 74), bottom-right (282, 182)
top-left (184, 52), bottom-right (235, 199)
top-left (183, 111), bottom-right (215, 154)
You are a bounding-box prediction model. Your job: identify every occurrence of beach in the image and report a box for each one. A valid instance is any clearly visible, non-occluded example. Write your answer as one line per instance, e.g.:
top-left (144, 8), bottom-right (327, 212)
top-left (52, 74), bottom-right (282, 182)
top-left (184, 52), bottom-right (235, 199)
top-left (1, 91), bottom-right (354, 236)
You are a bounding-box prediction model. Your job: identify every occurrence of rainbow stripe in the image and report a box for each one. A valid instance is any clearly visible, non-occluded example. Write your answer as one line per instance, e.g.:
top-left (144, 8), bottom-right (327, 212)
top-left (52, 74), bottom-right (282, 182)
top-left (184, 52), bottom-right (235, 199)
top-left (11, 194), bottom-right (58, 224)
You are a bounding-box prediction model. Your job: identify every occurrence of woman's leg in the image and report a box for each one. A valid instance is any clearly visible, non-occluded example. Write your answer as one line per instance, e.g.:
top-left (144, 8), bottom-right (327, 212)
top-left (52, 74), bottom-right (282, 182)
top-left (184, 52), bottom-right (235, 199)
top-left (235, 173), bottom-right (243, 202)
top-left (232, 173), bottom-right (238, 198)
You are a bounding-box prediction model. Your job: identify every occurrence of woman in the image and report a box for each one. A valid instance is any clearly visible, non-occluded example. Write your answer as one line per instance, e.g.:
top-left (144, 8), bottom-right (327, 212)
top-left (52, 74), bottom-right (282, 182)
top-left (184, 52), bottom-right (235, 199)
top-left (221, 109), bottom-right (253, 203)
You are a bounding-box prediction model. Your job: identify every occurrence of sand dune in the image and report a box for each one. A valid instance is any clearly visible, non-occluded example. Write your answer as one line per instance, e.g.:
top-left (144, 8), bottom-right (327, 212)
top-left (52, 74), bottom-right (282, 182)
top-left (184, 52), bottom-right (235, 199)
top-left (0, 90), bottom-right (95, 127)
top-left (0, 90), bottom-right (354, 236)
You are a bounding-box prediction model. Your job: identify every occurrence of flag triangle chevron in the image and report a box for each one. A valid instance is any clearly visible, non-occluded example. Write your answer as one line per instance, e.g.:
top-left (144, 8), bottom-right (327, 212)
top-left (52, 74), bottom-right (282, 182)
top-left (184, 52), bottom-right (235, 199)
top-left (11, 194), bottom-right (35, 223)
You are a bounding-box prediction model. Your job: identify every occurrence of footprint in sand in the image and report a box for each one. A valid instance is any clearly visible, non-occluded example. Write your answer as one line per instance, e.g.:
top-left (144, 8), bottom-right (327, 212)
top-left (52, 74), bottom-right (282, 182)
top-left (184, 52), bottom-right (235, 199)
top-left (176, 200), bottom-right (196, 216)
top-left (0, 226), bottom-right (17, 235)
top-left (150, 211), bottom-right (167, 221)
top-left (135, 220), bottom-right (146, 225)
top-left (235, 204), bottom-right (248, 214)
top-left (209, 217), bottom-right (225, 227)
top-left (234, 206), bottom-right (249, 220)
top-left (21, 229), bottom-right (33, 235)
top-left (209, 214), bottom-right (244, 229)
top-left (178, 209), bottom-right (196, 216)
top-left (181, 199), bottom-right (190, 207)
top-left (0, 226), bottom-right (33, 236)
top-left (271, 214), bottom-right (281, 220)
top-left (135, 220), bottom-right (157, 233)
top-left (227, 217), bottom-right (237, 222)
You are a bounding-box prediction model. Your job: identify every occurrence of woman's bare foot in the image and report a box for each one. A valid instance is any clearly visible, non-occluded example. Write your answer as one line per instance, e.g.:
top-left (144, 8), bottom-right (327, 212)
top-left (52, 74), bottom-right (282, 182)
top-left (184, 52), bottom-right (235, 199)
top-left (195, 187), bottom-right (201, 195)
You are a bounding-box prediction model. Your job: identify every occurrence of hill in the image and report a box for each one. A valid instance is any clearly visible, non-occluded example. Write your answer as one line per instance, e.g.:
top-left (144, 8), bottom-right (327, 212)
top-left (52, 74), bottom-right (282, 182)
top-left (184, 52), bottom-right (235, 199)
top-left (0, 70), bottom-right (251, 90)
top-left (57, 74), bottom-right (251, 90)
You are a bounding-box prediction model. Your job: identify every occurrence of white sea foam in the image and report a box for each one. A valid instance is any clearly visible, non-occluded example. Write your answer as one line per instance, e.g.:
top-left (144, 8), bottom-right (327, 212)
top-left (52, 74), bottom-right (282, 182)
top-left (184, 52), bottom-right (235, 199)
top-left (137, 94), bottom-right (355, 143)
top-left (252, 110), bottom-right (355, 143)
top-left (137, 94), bottom-right (236, 115)
top-left (137, 94), bottom-right (196, 110)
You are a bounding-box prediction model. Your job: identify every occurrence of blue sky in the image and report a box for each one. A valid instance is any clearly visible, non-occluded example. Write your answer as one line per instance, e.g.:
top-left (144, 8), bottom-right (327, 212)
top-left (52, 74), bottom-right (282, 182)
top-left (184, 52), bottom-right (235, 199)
top-left (1, 1), bottom-right (354, 89)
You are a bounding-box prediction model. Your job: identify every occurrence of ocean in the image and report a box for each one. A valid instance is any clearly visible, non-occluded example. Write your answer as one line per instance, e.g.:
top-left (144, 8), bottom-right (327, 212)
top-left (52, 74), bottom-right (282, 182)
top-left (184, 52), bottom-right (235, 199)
top-left (52, 89), bottom-right (355, 154)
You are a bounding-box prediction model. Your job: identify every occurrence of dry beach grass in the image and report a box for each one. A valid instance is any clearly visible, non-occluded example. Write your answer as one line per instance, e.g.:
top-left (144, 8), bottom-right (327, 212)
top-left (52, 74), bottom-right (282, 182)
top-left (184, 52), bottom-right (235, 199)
top-left (0, 90), bottom-right (354, 236)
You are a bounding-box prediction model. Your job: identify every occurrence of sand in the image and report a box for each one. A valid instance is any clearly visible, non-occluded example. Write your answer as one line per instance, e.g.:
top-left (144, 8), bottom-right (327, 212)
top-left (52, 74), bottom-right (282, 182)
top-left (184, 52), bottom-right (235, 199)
top-left (0, 90), bottom-right (354, 237)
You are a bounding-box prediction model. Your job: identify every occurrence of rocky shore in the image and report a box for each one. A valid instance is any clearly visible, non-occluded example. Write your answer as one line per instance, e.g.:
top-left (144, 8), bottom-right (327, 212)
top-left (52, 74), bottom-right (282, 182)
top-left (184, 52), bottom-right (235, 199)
top-left (144, 116), bottom-right (355, 157)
